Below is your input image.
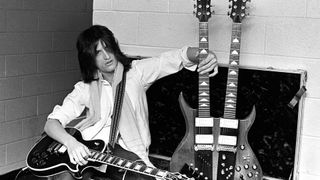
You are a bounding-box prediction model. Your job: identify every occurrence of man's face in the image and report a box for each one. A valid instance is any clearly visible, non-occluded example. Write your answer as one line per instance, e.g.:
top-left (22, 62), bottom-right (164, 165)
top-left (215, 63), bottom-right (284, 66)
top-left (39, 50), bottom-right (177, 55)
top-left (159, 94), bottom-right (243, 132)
top-left (95, 40), bottom-right (118, 74)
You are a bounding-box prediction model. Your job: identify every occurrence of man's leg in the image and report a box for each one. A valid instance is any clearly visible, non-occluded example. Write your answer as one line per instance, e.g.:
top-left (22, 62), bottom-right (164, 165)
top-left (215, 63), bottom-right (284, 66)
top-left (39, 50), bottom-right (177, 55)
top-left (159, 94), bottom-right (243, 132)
top-left (47, 172), bottom-right (75, 180)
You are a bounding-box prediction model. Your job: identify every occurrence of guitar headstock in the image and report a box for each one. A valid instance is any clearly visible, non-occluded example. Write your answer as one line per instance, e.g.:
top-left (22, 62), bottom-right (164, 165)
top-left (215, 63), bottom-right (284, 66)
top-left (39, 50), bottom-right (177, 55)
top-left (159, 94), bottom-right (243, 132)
top-left (194, 0), bottom-right (213, 22)
top-left (228, 0), bottom-right (250, 23)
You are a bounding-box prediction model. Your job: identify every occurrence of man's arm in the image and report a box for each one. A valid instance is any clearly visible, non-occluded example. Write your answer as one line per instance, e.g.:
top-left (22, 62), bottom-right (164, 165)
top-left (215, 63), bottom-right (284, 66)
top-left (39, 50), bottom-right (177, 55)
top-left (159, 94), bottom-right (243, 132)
top-left (44, 118), bottom-right (91, 166)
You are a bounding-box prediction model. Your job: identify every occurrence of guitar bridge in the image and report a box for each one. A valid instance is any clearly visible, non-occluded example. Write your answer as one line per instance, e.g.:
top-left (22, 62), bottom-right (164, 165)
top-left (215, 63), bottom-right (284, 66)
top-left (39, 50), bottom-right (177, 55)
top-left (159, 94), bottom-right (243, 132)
top-left (216, 145), bottom-right (237, 153)
top-left (194, 144), bottom-right (214, 151)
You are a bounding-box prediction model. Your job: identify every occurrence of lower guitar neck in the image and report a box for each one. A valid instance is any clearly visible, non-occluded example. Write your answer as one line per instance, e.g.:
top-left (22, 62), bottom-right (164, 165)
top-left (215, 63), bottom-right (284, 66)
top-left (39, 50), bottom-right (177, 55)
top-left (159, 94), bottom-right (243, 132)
top-left (88, 149), bottom-right (175, 180)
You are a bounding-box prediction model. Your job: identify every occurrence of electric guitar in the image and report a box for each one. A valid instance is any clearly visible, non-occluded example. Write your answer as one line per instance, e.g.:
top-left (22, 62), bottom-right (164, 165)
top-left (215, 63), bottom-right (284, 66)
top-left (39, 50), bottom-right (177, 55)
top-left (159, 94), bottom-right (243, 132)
top-left (170, 0), bottom-right (213, 179)
top-left (26, 128), bottom-right (194, 180)
top-left (171, 0), bottom-right (263, 180)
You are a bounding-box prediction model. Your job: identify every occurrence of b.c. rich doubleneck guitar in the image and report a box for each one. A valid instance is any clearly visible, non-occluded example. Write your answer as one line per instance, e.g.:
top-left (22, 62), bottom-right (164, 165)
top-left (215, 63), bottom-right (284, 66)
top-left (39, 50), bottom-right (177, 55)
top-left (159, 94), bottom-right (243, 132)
top-left (170, 0), bottom-right (263, 180)
top-left (26, 127), bottom-right (196, 180)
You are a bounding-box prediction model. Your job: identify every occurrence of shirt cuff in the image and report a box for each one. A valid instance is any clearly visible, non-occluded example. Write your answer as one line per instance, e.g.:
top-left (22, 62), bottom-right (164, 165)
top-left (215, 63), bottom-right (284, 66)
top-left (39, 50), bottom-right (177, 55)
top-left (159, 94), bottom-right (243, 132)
top-left (181, 46), bottom-right (198, 71)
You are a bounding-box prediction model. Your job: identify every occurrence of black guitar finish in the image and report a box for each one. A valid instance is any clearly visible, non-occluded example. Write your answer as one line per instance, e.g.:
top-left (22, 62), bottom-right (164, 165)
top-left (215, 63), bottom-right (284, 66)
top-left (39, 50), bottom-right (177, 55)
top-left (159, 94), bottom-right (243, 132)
top-left (26, 128), bottom-right (194, 180)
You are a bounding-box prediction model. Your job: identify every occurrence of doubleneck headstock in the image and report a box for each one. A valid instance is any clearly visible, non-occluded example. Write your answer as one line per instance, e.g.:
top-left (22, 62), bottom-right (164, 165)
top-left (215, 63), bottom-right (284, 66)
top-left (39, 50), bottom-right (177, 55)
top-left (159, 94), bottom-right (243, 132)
top-left (228, 0), bottom-right (249, 23)
top-left (194, 0), bottom-right (212, 22)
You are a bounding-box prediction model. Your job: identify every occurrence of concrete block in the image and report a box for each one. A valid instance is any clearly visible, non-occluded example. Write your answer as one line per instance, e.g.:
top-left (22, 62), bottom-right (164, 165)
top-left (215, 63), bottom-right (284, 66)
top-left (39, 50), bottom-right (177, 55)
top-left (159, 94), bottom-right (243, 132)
top-left (265, 18), bottom-right (320, 59)
top-left (37, 92), bottom-right (66, 115)
top-left (0, 33), bottom-right (23, 55)
top-left (5, 97), bottom-right (37, 121)
top-left (22, 32), bottom-right (52, 53)
top-left (51, 71), bottom-right (81, 92)
top-left (52, 0), bottom-right (86, 12)
top-left (250, 0), bottom-right (306, 17)
top-left (6, 10), bottom-right (38, 32)
top-left (301, 98), bottom-right (320, 137)
top-left (93, 0), bottom-right (112, 10)
top-left (0, 10), bottom-right (5, 32)
top-left (169, 0), bottom-right (196, 13)
top-left (113, 12), bottom-right (139, 45)
top-left (38, 52), bottom-right (65, 73)
top-left (114, 0), bottom-right (168, 12)
top-left (5, 54), bottom-right (37, 76)
top-left (138, 13), bottom-right (198, 47)
top-left (65, 51), bottom-right (79, 70)
top-left (0, 77), bottom-right (22, 100)
top-left (22, 117), bottom-right (45, 138)
top-left (23, 0), bottom-right (52, 10)
top-left (298, 136), bottom-right (320, 176)
top-left (307, 0), bottom-right (320, 18)
top-left (0, 56), bottom-right (4, 77)
top-left (0, 145), bottom-right (5, 166)
top-left (6, 138), bottom-right (36, 164)
top-left (52, 32), bottom-right (78, 51)
top-left (93, 11), bottom-right (117, 32)
top-left (0, 0), bottom-right (23, 9)
top-left (0, 120), bottom-right (22, 145)
top-left (39, 12), bottom-right (91, 31)
top-left (22, 75), bottom-right (52, 96)
top-left (0, 102), bottom-right (4, 123)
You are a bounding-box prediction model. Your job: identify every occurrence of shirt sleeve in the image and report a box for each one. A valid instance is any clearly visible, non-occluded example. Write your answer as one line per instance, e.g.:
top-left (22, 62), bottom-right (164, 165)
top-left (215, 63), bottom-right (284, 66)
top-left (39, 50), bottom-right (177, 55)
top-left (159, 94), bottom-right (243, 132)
top-left (132, 46), bottom-right (197, 89)
top-left (47, 81), bottom-right (89, 127)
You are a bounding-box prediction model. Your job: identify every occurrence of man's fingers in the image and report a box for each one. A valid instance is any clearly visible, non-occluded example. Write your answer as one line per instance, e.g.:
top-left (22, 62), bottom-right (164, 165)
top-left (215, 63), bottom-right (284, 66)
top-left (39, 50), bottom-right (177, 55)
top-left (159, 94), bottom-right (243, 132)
top-left (209, 65), bottom-right (218, 77)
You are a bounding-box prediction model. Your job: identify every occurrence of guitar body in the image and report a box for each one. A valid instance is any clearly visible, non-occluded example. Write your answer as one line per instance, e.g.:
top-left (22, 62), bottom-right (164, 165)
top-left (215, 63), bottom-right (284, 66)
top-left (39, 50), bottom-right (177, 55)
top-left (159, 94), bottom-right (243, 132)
top-left (234, 106), bottom-right (263, 180)
top-left (171, 93), bottom-right (262, 180)
top-left (26, 128), bottom-right (105, 179)
top-left (170, 93), bottom-right (196, 172)
top-left (26, 127), bottom-right (198, 180)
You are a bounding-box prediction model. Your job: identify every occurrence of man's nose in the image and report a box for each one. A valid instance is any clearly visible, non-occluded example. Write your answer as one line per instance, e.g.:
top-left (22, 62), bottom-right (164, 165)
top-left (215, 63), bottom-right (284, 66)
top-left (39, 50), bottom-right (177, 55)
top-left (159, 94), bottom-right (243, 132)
top-left (102, 49), bottom-right (110, 59)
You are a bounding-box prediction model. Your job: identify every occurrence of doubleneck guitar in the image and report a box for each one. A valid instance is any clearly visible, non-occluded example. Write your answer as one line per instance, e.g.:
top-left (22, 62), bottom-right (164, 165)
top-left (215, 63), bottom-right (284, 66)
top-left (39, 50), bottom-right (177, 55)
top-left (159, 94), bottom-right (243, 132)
top-left (170, 0), bottom-right (263, 180)
top-left (26, 127), bottom-right (195, 180)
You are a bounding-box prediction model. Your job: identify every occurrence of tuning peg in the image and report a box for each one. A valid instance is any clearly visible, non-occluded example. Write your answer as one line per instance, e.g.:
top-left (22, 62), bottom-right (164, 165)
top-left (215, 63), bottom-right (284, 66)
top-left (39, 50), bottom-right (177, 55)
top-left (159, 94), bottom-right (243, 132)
top-left (227, 11), bottom-right (231, 16)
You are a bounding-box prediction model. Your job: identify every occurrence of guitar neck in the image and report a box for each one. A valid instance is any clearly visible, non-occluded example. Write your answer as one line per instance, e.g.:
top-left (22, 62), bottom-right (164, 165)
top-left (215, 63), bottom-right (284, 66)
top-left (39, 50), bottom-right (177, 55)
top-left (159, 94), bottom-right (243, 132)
top-left (223, 23), bottom-right (242, 119)
top-left (198, 21), bottom-right (210, 118)
top-left (88, 149), bottom-right (175, 180)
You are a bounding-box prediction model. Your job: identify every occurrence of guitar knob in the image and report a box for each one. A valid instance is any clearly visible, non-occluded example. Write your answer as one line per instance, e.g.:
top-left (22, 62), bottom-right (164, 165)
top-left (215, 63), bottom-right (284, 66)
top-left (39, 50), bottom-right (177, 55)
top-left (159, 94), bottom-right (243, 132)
top-left (236, 166), bottom-right (241, 172)
top-left (244, 164), bottom-right (249, 169)
top-left (240, 145), bottom-right (245, 150)
top-left (222, 154), bottom-right (226, 160)
top-left (247, 172), bottom-right (253, 178)
top-left (252, 164), bottom-right (257, 170)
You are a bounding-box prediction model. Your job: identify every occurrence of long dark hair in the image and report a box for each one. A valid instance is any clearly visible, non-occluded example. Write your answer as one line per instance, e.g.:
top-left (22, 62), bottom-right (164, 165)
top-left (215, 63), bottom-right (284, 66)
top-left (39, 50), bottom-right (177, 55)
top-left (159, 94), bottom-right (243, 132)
top-left (76, 25), bottom-right (132, 83)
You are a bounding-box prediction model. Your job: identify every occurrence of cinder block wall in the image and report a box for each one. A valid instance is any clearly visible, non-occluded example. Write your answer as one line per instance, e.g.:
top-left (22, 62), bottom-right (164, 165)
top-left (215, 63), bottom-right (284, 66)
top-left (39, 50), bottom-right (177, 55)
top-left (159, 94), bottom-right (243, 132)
top-left (0, 0), bottom-right (92, 174)
top-left (93, 0), bottom-right (320, 179)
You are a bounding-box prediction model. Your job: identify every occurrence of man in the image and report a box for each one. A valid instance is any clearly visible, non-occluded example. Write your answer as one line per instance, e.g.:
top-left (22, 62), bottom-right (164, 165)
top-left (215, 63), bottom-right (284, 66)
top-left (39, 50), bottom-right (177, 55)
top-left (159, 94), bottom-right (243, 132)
top-left (44, 25), bottom-right (218, 180)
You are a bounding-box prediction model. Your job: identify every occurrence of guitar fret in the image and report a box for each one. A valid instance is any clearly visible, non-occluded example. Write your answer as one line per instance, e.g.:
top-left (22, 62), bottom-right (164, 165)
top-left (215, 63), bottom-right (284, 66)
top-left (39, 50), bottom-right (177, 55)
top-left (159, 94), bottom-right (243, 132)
top-left (106, 156), bottom-right (114, 163)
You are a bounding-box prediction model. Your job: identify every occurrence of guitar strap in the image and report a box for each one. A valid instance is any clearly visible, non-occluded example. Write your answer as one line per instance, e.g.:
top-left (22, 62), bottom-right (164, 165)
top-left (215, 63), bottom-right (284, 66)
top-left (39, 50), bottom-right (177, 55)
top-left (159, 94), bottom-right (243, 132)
top-left (108, 70), bottom-right (127, 149)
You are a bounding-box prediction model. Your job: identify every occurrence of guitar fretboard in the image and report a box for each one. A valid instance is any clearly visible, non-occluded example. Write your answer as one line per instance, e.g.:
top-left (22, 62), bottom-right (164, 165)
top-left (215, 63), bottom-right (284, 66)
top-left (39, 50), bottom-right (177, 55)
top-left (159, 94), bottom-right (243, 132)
top-left (223, 23), bottom-right (241, 119)
top-left (89, 150), bottom-right (175, 180)
top-left (198, 22), bottom-right (210, 118)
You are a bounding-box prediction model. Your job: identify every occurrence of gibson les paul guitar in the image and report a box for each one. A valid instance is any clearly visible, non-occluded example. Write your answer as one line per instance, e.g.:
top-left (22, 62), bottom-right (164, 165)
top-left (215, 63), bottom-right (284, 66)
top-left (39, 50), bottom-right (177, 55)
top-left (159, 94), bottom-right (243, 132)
top-left (26, 127), bottom-right (195, 180)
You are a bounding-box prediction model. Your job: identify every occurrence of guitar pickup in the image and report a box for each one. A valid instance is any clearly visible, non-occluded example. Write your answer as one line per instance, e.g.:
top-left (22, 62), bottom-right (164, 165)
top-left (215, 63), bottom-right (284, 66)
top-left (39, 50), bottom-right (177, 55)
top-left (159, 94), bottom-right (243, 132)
top-left (195, 117), bottom-right (214, 127)
top-left (219, 118), bottom-right (238, 129)
top-left (195, 134), bottom-right (214, 144)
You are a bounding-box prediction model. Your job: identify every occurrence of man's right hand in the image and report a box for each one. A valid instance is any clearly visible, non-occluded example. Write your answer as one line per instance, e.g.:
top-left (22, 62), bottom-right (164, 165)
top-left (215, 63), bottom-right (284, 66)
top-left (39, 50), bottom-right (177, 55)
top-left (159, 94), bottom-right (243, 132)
top-left (65, 137), bottom-right (91, 166)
